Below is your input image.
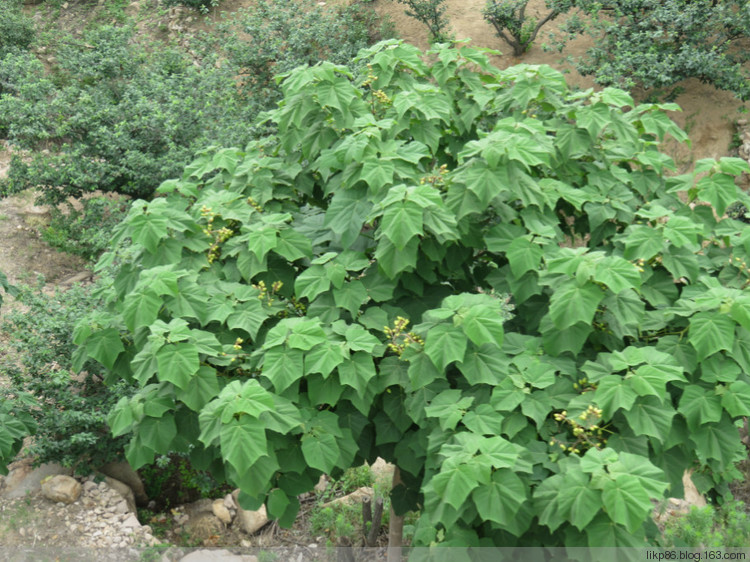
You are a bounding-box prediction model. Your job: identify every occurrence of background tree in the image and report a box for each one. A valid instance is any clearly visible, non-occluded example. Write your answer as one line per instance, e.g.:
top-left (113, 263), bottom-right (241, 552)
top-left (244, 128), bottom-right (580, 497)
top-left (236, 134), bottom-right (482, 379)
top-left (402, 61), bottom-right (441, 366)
top-left (394, 0), bottom-right (452, 42)
top-left (483, 0), bottom-right (577, 56)
top-left (70, 40), bottom-right (750, 546)
top-left (567, 0), bottom-right (750, 99)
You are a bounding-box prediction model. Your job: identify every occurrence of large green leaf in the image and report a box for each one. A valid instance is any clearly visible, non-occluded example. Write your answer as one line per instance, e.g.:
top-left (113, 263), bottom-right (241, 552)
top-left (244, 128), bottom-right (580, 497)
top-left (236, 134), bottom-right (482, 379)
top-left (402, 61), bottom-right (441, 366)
top-left (548, 280), bottom-right (605, 330)
top-left (556, 470), bottom-right (602, 531)
top-left (689, 312), bottom-right (735, 360)
top-left (430, 462), bottom-right (485, 511)
top-left (123, 289), bottom-right (163, 331)
top-left (593, 376), bottom-right (637, 416)
top-left (139, 414), bottom-right (177, 453)
top-left (262, 347), bottom-right (304, 393)
top-left (458, 344), bottom-right (509, 385)
top-left (301, 431), bottom-right (339, 473)
top-left (156, 342), bottom-right (200, 390)
top-left (601, 474), bottom-right (652, 533)
top-left (337, 352), bottom-right (376, 399)
top-left (690, 418), bottom-right (746, 472)
top-left (506, 237), bottom-right (543, 278)
top-left (85, 328), bottom-right (125, 370)
top-left (424, 324), bottom-right (468, 371)
top-left (471, 469), bottom-right (526, 526)
top-left (720, 381), bottom-right (750, 417)
top-left (696, 173), bottom-right (737, 216)
top-left (593, 256), bottom-right (642, 294)
top-left (459, 307), bottom-right (505, 349)
top-left (678, 386), bottom-right (723, 430)
top-left (295, 265), bottom-right (331, 301)
top-left (622, 397), bottom-right (675, 442)
top-left (221, 416), bottom-right (268, 473)
top-left (381, 200), bottom-right (424, 250)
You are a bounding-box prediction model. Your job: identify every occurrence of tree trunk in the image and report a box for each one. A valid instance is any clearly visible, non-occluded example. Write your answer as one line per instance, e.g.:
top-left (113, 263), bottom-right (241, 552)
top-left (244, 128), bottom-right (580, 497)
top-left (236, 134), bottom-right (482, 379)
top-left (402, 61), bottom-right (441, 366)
top-left (387, 466), bottom-right (404, 562)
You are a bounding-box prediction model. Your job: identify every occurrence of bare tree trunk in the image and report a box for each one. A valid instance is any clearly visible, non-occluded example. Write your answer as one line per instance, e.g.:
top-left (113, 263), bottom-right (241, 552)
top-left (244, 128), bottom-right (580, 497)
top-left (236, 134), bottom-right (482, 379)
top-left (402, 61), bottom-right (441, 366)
top-left (387, 466), bottom-right (404, 562)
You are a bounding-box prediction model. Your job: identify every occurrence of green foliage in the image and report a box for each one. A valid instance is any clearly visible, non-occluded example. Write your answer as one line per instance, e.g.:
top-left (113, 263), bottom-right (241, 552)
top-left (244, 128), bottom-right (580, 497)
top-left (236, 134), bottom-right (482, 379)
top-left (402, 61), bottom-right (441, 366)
top-left (1, 280), bottom-right (134, 474)
top-left (0, 4), bottom-right (388, 206)
top-left (139, 452), bottom-right (229, 509)
top-left (0, 0), bottom-right (35, 58)
top-left (73, 40), bottom-right (750, 546)
top-left (394, 0), bottom-right (451, 43)
top-left (483, 0), bottom-right (575, 56)
top-left (218, 0), bottom-right (386, 110)
top-left (0, 26), bottom-right (253, 205)
top-left (567, 0), bottom-right (750, 100)
top-left (42, 197), bottom-right (130, 262)
top-left (661, 501), bottom-right (750, 547)
top-left (161, 0), bottom-right (219, 14)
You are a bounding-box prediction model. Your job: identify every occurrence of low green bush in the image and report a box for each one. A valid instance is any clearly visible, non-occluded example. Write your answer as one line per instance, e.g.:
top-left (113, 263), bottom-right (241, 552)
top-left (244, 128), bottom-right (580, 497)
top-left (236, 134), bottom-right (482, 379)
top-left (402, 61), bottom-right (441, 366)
top-left (0, 25), bottom-right (255, 205)
top-left (661, 501), bottom-right (750, 547)
top-left (0, 0), bottom-right (35, 58)
top-left (42, 196), bottom-right (130, 262)
top-left (218, 0), bottom-right (387, 108)
top-left (161, 0), bottom-right (219, 14)
top-left (0, 280), bottom-right (134, 474)
top-left (0, 2), bottom-right (390, 206)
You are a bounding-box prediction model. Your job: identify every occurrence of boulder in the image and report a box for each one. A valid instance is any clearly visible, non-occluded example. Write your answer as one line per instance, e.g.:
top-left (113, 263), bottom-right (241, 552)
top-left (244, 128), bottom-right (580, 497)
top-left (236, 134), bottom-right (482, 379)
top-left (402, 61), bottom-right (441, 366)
top-left (97, 461), bottom-right (148, 505)
top-left (2, 461), bottom-right (72, 499)
top-left (41, 475), bottom-right (81, 504)
top-left (235, 504), bottom-right (269, 535)
top-left (179, 550), bottom-right (258, 562)
top-left (212, 498), bottom-right (233, 525)
top-left (103, 475), bottom-right (137, 513)
top-left (322, 486), bottom-right (374, 508)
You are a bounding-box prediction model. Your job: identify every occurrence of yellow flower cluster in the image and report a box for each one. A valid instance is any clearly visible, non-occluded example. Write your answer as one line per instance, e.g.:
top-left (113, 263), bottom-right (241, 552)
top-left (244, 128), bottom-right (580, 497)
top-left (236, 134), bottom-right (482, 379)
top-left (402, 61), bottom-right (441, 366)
top-left (549, 404), bottom-right (608, 455)
top-left (383, 316), bottom-right (424, 357)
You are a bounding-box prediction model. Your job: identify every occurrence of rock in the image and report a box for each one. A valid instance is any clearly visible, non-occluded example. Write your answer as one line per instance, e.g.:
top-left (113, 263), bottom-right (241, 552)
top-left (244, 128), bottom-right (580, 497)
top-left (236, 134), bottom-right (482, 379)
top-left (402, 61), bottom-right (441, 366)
top-left (184, 498), bottom-right (214, 517)
top-left (41, 475), bottom-right (82, 504)
top-left (235, 504), bottom-right (269, 535)
top-left (223, 493), bottom-right (236, 510)
top-left (112, 500), bottom-right (129, 515)
top-left (369, 457), bottom-right (395, 487)
top-left (314, 474), bottom-right (328, 493)
top-left (322, 486), bottom-right (374, 508)
top-left (121, 514), bottom-right (141, 528)
top-left (97, 461), bottom-right (148, 505)
top-left (2, 461), bottom-right (72, 499)
top-left (682, 469), bottom-right (707, 508)
top-left (103, 476), bottom-right (137, 513)
top-left (184, 512), bottom-right (224, 542)
top-left (212, 498), bottom-right (232, 524)
top-left (179, 549), bottom-right (258, 562)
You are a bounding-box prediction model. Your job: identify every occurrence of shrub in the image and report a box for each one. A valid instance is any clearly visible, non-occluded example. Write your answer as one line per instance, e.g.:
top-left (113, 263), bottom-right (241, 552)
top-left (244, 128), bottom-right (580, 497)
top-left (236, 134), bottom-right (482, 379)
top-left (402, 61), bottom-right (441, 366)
top-left (0, 26), bottom-right (255, 205)
top-left (394, 0), bottom-right (451, 43)
top-left (218, 0), bottom-right (386, 108)
top-left (661, 501), bottom-right (750, 547)
top-left (0, 4), bottom-right (389, 206)
top-left (42, 196), bottom-right (130, 262)
top-left (71, 40), bottom-right (750, 546)
top-left (1, 280), bottom-right (134, 474)
top-left (161, 0), bottom-right (219, 14)
top-left (566, 0), bottom-right (750, 100)
top-left (0, 0), bottom-right (35, 58)
top-left (483, 0), bottom-right (576, 56)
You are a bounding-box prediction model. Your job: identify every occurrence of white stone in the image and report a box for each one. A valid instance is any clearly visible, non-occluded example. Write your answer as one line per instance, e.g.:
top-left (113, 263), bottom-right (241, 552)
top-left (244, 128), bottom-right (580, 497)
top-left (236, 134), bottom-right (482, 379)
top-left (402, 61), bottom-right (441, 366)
top-left (179, 549), bottom-right (258, 562)
top-left (321, 486), bottom-right (374, 508)
top-left (121, 514), bottom-right (141, 528)
top-left (212, 498), bottom-right (232, 524)
top-left (41, 475), bottom-right (82, 504)
top-left (235, 503), bottom-right (269, 535)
